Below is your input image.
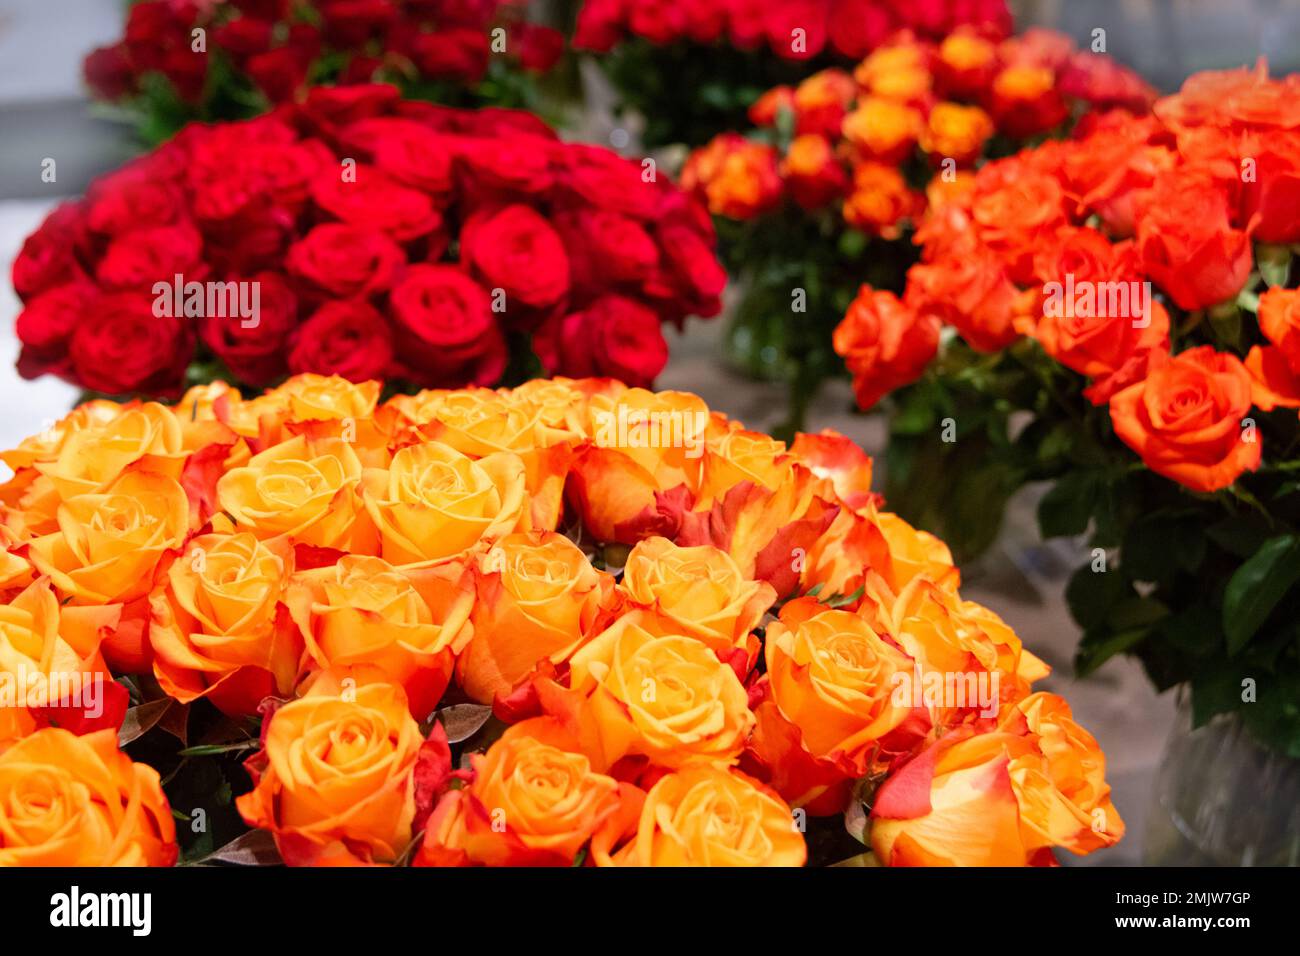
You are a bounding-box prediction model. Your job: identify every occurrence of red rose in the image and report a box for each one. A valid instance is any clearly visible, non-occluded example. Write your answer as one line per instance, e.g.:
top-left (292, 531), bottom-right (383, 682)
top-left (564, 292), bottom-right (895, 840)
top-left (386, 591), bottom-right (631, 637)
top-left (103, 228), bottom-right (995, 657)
top-left (681, 0), bottom-right (729, 44)
top-left (388, 265), bottom-right (507, 386)
top-left (557, 145), bottom-right (665, 220)
top-left (200, 272), bottom-right (298, 386)
top-left (289, 300), bottom-right (393, 381)
top-left (455, 135), bottom-right (556, 199)
top-left (297, 83), bottom-right (402, 139)
top-left (411, 27), bottom-right (489, 84)
top-left (245, 47), bottom-right (310, 103)
top-left (461, 204), bottom-right (571, 322)
top-left (648, 224), bottom-right (726, 316)
top-left (827, 0), bottom-right (893, 59)
top-left (12, 203), bottom-right (86, 299)
top-left (535, 296), bottom-right (669, 386)
top-left (83, 44), bottom-right (135, 100)
top-left (311, 165), bottom-right (443, 242)
top-left (69, 292), bottom-right (191, 396)
top-left (86, 164), bottom-right (184, 236)
top-left (833, 287), bottom-right (941, 409)
top-left (339, 118), bottom-right (455, 196)
top-left (764, 1), bottom-right (828, 60)
top-left (556, 210), bottom-right (659, 291)
top-left (629, 0), bottom-right (689, 45)
top-left (95, 222), bottom-right (206, 291)
top-left (515, 24), bottom-right (565, 73)
top-left (573, 0), bottom-right (624, 52)
top-left (15, 283), bottom-right (95, 378)
top-left (318, 0), bottom-right (397, 48)
top-left (285, 223), bottom-right (404, 300)
top-left (212, 17), bottom-right (275, 60)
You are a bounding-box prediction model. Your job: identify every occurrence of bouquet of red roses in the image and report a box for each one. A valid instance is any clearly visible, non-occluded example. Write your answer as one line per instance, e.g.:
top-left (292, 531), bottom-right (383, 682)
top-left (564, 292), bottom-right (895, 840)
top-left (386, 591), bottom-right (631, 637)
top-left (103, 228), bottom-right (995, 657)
top-left (85, 0), bottom-right (567, 144)
top-left (12, 84), bottom-right (725, 400)
top-left (834, 63), bottom-right (1300, 762)
top-left (572, 0), bottom-right (1014, 149)
top-left (678, 27), bottom-right (1153, 435)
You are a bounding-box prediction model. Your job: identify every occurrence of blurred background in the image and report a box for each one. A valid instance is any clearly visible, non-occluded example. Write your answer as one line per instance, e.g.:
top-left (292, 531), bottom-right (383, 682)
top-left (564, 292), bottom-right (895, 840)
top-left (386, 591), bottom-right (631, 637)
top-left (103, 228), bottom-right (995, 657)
top-left (1, 0), bottom-right (1297, 864)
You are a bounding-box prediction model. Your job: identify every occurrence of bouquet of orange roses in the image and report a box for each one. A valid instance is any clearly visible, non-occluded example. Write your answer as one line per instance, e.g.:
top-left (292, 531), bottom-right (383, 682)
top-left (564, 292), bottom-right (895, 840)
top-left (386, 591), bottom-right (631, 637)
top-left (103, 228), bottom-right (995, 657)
top-left (0, 372), bottom-right (1122, 866)
top-left (680, 27), bottom-right (1153, 435)
top-left (835, 62), bottom-right (1300, 758)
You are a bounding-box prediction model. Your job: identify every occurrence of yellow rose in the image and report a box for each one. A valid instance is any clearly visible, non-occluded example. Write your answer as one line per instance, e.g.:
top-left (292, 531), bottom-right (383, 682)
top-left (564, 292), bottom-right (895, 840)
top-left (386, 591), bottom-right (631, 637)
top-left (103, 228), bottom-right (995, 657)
top-left (360, 442), bottom-right (527, 567)
top-left (35, 402), bottom-right (185, 500)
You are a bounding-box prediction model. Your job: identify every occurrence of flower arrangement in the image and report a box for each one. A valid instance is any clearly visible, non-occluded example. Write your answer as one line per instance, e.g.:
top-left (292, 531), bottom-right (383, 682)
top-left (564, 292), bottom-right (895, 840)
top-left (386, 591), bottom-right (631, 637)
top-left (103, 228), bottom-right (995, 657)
top-left (84, 0), bottom-right (567, 145)
top-left (679, 27), bottom-right (1154, 433)
top-left (0, 372), bottom-right (1122, 866)
top-left (834, 62), bottom-right (1300, 756)
top-left (573, 0), bottom-right (1014, 149)
top-left (11, 84), bottom-right (724, 399)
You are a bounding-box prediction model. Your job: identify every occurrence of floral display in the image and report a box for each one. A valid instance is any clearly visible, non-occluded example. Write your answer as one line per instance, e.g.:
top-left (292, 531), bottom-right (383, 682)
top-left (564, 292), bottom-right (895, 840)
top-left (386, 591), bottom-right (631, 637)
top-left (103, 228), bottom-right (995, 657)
top-left (0, 373), bottom-right (1123, 866)
top-left (84, 0), bottom-right (567, 144)
top-left (11, 84), bottom-right (724, 399)
top-left (679, 27), bottom-right (1154, 432)
top-left (833, 62), bottom-right (1300, 755)
top-left (572, 0), bottom-right (1015, 149)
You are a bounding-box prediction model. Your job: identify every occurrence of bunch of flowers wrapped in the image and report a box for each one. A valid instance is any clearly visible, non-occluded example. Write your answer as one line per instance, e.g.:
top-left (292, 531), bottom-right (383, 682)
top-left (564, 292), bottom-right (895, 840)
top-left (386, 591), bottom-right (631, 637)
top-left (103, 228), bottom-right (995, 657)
top-left (84, 0), bottom-right (566, 144)
top-left (834, 62), bottom-right (1300, 757)
top-left (679, 28), bottom-right (1154, 433)
top-left (0, 372), bottom-right (1122, 866)
top-left (573, 0), bottom-right (1014, 149)
top-left (12, 84), bottom-right (723, 399)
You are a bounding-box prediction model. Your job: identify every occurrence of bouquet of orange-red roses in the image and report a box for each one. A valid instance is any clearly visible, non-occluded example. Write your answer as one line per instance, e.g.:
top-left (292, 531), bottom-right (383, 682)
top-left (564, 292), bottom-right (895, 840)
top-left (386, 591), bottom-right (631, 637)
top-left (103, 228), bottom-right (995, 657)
top-left (0, 372), bottom-right (1122, 866)
top-left (835, 62), bottom-right (1300, 757)
top-left (679, 27), bottom-right (1153, 434)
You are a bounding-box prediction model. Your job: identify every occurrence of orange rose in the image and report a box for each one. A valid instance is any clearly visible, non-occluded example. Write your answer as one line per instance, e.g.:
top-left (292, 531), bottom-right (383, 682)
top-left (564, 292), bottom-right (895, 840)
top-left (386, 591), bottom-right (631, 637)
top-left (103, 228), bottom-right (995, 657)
top-left (841, 97), bottom-right (922, 165)
top-left (1109, 346), bottom-right (1260, 492)
top-left (236, 677), bottom-right (423, 866)
top-left (871, 509), bottom-right (961, 593)
top-left (619, 535), bottom-right (774, 658)
top-left (360, 442), bottom-right (527, 567)
top-left (563, 612), bottom-right (754, 770)
top-left (790, 429), bottom-right (876, 511)
top-left (748, 84), bottom-right (795, 127)
top-left (0, 727), bottom-right (177, 866)
top-left (764, 599), bottom-right (922, 774)
top-left (854, 43), bottom-right (932, 103)
top-left (970, 159), bottom-right (1068, 285)
top-left (781, 134), bottom-right (848, 209)
top-left (25, 469), bottom-right (190, 606)
top-left (833, 286), bottom-right (941, 409)
top-left (906, 243), bottom-right (1025, 351)
top-left (842, 161), bottom-right (921, 238)
top-left (870, 693), bottom-right (1123, 866)
top-left (148, 530), bottom-right (302, 715)
top-left (693, 136), bottom-right (784, 220)
top-left (936, 28), bottom-right (997, 96)
top-left (791, 68), bottom-right (856, 138)
top-left (35, 401), bottom-right (186, 501)
top-left (416, 716), bottom-right (623, 867)
top-left (591, 765), bottom-right (806, 867)
top-left (217, 434), bottom-right (373, 550)
top-left (919, 102), bottom-right (994, 165)
top-left (1257, 287), bottom-right (1300, 373)
top-left (287, 555), bottom-right (474, 718)
top-left (0, 577), bottom-right (117, 741)
top-left (457, 531), bottom-right (617, 703)
top-left (990, 64), bottom-right (1068, 137)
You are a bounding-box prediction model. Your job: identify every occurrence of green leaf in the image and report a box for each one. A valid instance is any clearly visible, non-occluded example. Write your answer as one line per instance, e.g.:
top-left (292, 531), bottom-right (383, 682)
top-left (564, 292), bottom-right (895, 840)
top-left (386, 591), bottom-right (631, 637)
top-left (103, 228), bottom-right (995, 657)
top-left (1257, 243), bottom-right (1292, 288)
top-left (1037, 470), bottom-right (1099, 539)
top-left (1065, 562), bottom-right (1130, 631)
top-left (1222, 534), bottom-right (1300, 656)
top-left (1076, 627), bottom-right (1148, 677)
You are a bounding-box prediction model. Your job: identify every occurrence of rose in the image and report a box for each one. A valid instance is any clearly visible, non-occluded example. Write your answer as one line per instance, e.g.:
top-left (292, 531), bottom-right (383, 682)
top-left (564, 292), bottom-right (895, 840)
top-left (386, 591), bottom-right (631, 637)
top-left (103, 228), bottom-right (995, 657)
top-left (200, 271), bottom-right (297, 386)
top-left (460, 205), bottom-right (571, 322)
top-left (1255, 287), bottom-right (1300, 373)
top-left (764, 599), bottom-right (920, 774)
top-left (94, 222), bottom-right (204, 291)
top-left (970, 160), bottom-right (1068, 285)
top-left (360, 442), bottom-right (527, 567)
top-left (833, 287), bottom-right (941, 410)
top-left (870, 692), bottom-right (1123, 865)
top-left (792, 68), bottom-right (856, 136)
top-left (854, 42), bottom-right (931, 102)
top-left (920, 102), bottom-right (995, 165)
top-left (11, 203), bottom-right (84, 299)
top-left (842, 162), bottom-right (921, 239)
top-left (236, 679), bottom-right (424, 866)
top-left (245, 46), bottom-right (310, 103)
top-left (455, 135), bottom-right (555, 199)
top-left (906, 243), bottom-right (1023, 352)
top-left (416, 716), bottom-right (623, 867)
top-left (216, 434), bottom-right (369, 548)
top-left (781, 134), bottom-right (848, 209)
top-left (311, 166), bottom-right (442, 242)
top-left (619, 535), bottom-right (775, 658)
top-left (646, 224), bottom-right (726, 318)
top-left (34, 401), bottom-right (185, 501)
top-left (86, 163), bottom-right (184, 236)
top-left (0, 728), bottom-right (176, 866)
top-left (789, 430), bottom-right (876, 510)
top-left (1109, 345), bottom-right (1260, 493)
top-left (989, 64), bottom-right (1068, 137)
top-left (681, 136), bottom-right (783, 220)
top-left (564, 612), bottom-right (755, 770)
top-left (410, 27), bottom-right (489, 83)
top-left (828, 0), bottom-right (893, 59)
top-left (14, 283), bottom-right (94, 379)
top-left (285, 223), bottom-right (404, 300)
top-left (555, 210), bottom-right (658, 288)
top-left (148, 530), bottom-right (302, 715)
top-left (388, 265), bottom-right (507, 387)
top-left (591, 765), bottom-right (806, 867)
top-left (533, 296), bottom-right (669, 386)
top-left (457, 531), bottom-right (617, 703)
top-left (0, 578), bottom-right (117, 741)
top-left (69, 292), bottom-right (192, 397)
top-left (287, 556), bottom-right (473, 719)
top-left (936, 28), bottom-right (998, 96)
top-left (288, 300), bottom-right (394, 383)
top-left (83, 44), bottom-right (135, 100)
top-left (26, 470), bottom-right (190, 605)
top-left (516, 24), bottom-right (565, 72)
top-left (1136, 170), bottom-right (1253, 310)
top-left (573, 0), bottom-right (624, 52)
top-left (842, 97), bottom-right (922, 165)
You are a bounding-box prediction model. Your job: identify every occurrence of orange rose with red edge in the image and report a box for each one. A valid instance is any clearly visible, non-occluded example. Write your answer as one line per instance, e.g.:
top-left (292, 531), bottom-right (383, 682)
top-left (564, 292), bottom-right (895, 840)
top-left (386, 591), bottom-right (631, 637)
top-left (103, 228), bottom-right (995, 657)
top-left (833, 286), bottom-right (941, 410)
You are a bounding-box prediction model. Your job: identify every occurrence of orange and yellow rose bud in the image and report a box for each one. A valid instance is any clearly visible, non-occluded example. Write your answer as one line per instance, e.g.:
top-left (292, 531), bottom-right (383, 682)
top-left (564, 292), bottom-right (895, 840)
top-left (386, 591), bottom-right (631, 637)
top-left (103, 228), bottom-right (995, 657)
top-left (0, 727), bottom-right (177, 866)
top-left (682, 135), bottom-right (784, 221)
top-left (416, 716), bottom-right (624, 867)
top-left (237, 677), bottom-right (424, 866)
top-left (854, 43), bottom-right (932, 103)
top-left (842, 97), bottom-right (923, 165)
top-left (936, 29), bottom-right (998, 96)
top-left (843, 162), bottom-right (922, 238)
top-left (792, 69), bottom-right (857, 138)
top-left (748, 84), bottom-right (795, 127)
top-left (920, 102), bottom-right (995, 165)
top-left (591, 764), bottom-right (806, 866)
top-left (457, 531), bottom-right (618, 704)
top-left (991, 64), bottom-right (1069, 138)
top-left (287, 554), bottom-right (474, 718)
top-left (781, 134), bottom-right (848, 209)
top-left (148, 530), bottom-right (302, 715)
